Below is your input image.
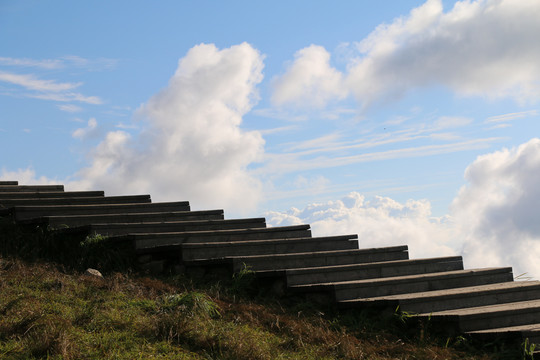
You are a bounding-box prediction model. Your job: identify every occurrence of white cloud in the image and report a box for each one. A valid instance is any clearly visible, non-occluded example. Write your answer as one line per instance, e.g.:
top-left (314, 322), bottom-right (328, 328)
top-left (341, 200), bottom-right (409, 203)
top-left (272, 45), bottom-right (348, 108)
top-left (266, 192), bottom-right (457, 259)
top-left (70, 43), bottom-right (265, 214)
top-left (0, 167), bottom-right (58, 185)
top-left (72, 118), bottom-right (99, 140)
top-left (273, 0), bottom-right (540, 109)
top-left (451, 138), bottom-right (540, 279)
top-left (347, 0), bottom-right (540, 106)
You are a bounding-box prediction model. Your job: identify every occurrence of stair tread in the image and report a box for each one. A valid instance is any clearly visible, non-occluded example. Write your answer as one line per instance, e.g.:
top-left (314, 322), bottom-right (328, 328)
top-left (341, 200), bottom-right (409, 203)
top-left (468, 323), bottom-right (540, 334)
top-left (341, 281), bottom-right (540, 303)
top-left (181, 234), bottom-right (356, 247)
top-left (422, 299), bottom-right (540, 317)
top-left (285, 256), bottom-right (463, 274)
top-left (119, 224), bottom-right (311, 238)
top-left (223, 245), bottom-right (405, 260)
top-left (290, 267), bottom-right (512, 289)
top-left (11, 201), bottom-right (188, 209)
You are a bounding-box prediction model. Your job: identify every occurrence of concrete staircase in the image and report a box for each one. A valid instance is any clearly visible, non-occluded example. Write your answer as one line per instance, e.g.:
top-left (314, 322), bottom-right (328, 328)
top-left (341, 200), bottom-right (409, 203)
top-left (1, 181), bottom-right (539, 349)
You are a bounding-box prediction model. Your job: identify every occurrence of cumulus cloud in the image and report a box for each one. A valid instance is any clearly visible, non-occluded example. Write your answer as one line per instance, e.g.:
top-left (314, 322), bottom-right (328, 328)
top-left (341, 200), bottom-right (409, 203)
top-left (349, 0), bottom-right (540, 106)
top-left (451, 138), bottom-right (540, 278)
top-left (273, 0), bottom-right (540, 109)
top-left (272, 45), bottom-right (348, 108)
top-left (70, 43), bottom-right (265, 214)
top-left (266, 192), bottom-right (457, 259)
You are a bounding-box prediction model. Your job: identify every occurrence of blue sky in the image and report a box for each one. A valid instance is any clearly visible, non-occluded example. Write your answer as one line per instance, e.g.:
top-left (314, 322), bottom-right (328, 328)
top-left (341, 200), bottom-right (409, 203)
top-left (2, 0), bottom-right (540, 277)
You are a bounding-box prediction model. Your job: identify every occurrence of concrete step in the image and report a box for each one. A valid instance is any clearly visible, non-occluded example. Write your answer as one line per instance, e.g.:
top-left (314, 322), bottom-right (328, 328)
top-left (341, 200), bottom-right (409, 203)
top-left (291, 267), bottom-right (513, 301)
top-left (283, 256), bottom-right (464, 286)
top-left (468, 323), bottom-right (540, 346)
top-left (9, 201), bottom-right (191, 221)
top-left (19, 210), bottom-right (225, 228)
top-left (76, 218), bottom-right (267, 236)
top-left (0, 191), bottom-right (105, 199)
top-left (220, 245), bottom-right (409, 272)
top-left (181, 235), bottom-right (360, 263)
top-left (126, 225), bottom-right (312, 251)
top-left (0, 185), bottom-right (64, 192)
top-left (423, 299), bottom-right (540, 333)
top-left (340, 281), bottom-right (540, 314)
top-left (0, 181), bottom-right (18, 185)
top-left (0, 195), bottom-right (151, 208)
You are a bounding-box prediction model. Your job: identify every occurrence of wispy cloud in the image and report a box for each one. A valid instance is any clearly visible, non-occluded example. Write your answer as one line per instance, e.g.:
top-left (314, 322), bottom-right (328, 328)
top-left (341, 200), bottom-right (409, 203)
top-left (0, 71), bottom-right (102, 104)
top-left (484, 110), bottom-right (538, 124)
top-left (0, 55), bottom-right (118, 71)
top-left (0, 57), bottom-right (63, 69)
top-left (57, 104), bottom-right (83, 113)
top-left (263, 137), bottom-right (500, 175)
top-left (0, 71), bottom-right (81, 92)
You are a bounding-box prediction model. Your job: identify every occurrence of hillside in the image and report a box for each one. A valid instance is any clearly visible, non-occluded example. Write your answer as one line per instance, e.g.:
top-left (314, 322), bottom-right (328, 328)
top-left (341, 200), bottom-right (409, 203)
top-left (0, 254), bottom-right (504, 360)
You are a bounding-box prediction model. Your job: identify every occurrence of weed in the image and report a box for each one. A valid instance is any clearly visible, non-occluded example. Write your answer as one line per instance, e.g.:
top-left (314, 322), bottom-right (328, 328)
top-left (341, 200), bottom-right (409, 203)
top-left (230, 263), bottom-right (256, 296)
top-left (522, 338), bottom-right (537, 360)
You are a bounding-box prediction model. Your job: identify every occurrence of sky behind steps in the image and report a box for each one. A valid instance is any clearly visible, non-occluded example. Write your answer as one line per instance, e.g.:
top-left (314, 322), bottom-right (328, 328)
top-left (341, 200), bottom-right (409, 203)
top-left (2, 0), bottom-right (540, 277)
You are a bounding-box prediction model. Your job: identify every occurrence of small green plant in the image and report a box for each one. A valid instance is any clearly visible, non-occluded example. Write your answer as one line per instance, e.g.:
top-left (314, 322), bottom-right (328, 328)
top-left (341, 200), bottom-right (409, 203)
top-left (522, 338), bottom-right (537, 359)
top-left (394, 305), bottom-right (417, 324)
top-left (230, 263), bottom-right (256, 296)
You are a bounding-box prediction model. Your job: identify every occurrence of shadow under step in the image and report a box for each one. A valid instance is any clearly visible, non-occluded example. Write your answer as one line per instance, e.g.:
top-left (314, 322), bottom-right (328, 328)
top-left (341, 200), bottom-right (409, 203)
top-left (468, 323), bottom-right (540, 347)
top-left (0, 185), bottom-right (64, 192)
top-left (181, 235), bottom-right (361, 263)
top-left (421, 299), bottom-right (540, 333)
top-left (0, 191), bottom-right (104, 200)
top-left (9, 201), bottom-right (191, 221)
top-left (121, 224), bottom-right (312, 251)
top-left (75, 218), bottom-right (267, 236)
top-left (340, 281), bottom-right (540, 314)
top-left (290, 267), bottom-right (513, 301)
top-left (21, 210), bottom-right (225, 228)
top-left (281, 256), bottom-right (464, 286)
top-left (0, 195), bottom-right (151, 208)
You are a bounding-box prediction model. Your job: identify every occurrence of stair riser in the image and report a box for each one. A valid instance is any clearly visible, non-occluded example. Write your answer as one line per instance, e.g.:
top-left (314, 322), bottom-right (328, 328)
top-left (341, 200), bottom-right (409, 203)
top-left (87, 220), bottom-right (267, 235)
top-left (334, 272), bottom-right (514, 301)
top-left (235, 251), bottom-right (409, 272)
top-left (0, 196), bottom-right (151, 207)
top-left (43, 212), bottom-right (225, 227)
top-left (183, 239), bottom-right (358, 261)
top-left (13, 203), bottom-right (191, 220)
top-left (0, 185), bottom-right (64, 192)
top-left (0, 191), bottom-right (104, 199)
top-left (136, 230), bottom-right (312, 249)
top-left (287, 261), bottom-right (463, 286)
top-left (456, 308), bottom-right (540, 332)
top-left (400, 288), bottom-right (540, 314)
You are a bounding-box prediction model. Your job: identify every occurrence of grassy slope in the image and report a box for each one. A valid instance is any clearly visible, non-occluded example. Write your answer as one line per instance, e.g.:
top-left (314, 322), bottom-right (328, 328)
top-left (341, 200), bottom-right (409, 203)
top-left (0, 255), bottom-right (509, 360)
